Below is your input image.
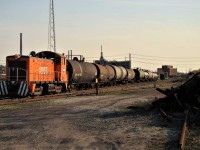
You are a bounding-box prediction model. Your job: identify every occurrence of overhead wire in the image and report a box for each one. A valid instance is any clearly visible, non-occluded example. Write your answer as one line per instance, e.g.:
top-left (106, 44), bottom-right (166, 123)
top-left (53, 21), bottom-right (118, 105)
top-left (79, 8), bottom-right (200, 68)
top-left (132, 57), bottom-right (200, 65)
top-left (131, 53), bottom-right (200, 59)
top-left (85, 52), bottom-right (200, 69)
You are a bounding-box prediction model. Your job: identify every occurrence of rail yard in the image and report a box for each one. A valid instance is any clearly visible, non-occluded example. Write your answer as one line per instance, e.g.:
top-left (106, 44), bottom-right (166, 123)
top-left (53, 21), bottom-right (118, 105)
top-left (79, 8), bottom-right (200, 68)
top-left (0, 79), bottom-right (200, 149)
top-left (1, 1), bottom-right (200, 149)
top-left (0, 50), bottom-right (199, 150)
top-left (0, 80), bottom-right (173, 149)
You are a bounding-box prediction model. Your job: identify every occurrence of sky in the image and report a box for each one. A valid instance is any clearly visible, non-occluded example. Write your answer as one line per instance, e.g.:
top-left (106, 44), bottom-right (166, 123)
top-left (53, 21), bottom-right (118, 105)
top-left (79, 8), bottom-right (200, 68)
top-left (0, 0), bottom-right (200, 72)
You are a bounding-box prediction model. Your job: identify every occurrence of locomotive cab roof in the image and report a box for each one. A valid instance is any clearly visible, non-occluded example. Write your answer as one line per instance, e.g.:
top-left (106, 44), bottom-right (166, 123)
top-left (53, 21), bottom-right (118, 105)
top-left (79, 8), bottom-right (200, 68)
top-left (6, 51), bottom-right (66, 60)
top-left (36, 51), bottom-right (65, 59)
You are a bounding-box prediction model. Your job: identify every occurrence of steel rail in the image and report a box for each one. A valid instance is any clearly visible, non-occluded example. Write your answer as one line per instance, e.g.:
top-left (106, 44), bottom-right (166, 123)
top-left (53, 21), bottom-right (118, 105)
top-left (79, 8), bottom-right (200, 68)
top-left (179, 109), bottom-right (189, 150)
top-left (0, 82), bottom-right (158, 106)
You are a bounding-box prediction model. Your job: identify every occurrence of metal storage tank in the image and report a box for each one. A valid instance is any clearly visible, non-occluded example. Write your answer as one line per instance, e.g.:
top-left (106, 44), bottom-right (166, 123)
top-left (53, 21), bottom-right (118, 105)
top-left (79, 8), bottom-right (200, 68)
top-left (126, 69), bottom-right (135, 80)
top-left (105, 65), bottom-right (115, 81)
top-left (119, 66), bottom-right (127, 80)
top-left (110, 65), bottom-right (122, 80)
top-left (93, 64), bottom-right (109, 82)
top-left (67, 60), bottom-right (97, 83)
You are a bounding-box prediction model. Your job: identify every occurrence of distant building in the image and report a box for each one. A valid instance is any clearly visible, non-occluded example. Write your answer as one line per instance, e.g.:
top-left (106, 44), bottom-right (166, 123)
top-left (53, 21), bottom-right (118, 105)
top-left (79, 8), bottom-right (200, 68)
top-left (157, 65), bottom-right (177, 79)
top-left (0, 65), bottom-right (5, 74)
top-left (94, 46), bottom-right (131, 69)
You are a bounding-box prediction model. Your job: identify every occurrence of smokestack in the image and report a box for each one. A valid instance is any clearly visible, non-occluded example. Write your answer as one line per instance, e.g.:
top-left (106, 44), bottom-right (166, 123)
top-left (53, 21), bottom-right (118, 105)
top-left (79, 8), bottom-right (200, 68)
top-left (100, 45), bottom-right (104, 60)
top-left (20, 33), bottom-right (22, 55)
top-left (129, 53), bottom-right (131, 69)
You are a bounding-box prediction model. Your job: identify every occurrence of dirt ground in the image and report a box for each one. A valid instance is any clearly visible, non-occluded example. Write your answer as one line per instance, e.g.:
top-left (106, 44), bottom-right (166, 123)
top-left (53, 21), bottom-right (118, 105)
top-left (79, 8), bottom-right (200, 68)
top-left (0, 82), bottom-right (182, 150)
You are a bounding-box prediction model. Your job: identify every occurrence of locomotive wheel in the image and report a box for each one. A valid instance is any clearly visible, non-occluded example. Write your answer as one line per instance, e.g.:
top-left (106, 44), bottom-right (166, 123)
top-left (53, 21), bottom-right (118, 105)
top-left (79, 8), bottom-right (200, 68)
top-left (34, 86), bottom-right (43, 96)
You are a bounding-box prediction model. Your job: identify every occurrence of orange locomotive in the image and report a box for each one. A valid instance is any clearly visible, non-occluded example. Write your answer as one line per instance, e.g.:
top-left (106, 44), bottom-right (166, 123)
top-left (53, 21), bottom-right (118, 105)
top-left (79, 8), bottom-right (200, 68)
top-left (0, 51), bottom-right (68, 97)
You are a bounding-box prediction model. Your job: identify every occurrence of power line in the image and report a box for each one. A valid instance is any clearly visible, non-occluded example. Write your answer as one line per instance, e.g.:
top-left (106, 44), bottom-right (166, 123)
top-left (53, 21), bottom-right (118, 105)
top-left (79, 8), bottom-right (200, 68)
top-left (131, 53), bottom-right (200, 59)
top-left (134, 60), bottom-right (200, 66)
top-left (86, 53), bottom-right (129, 59)
top-left (72, 51), bottom-right (200, 70)
top-left (133, 56), bottom-right (200, 62)
top-left (134, 60), bottom-right (161, 65)
top-left (86, 56), bottom-right (200, 64)
top-left (86, 52), bottom-right (200, 61)
top-left (104, 54), bottom-right (129, 58)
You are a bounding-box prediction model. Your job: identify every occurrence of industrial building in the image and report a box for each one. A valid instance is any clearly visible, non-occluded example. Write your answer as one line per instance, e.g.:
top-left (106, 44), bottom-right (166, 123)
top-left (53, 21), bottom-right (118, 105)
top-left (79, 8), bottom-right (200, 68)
top-left (157, 65), bottom-right (177, 79)
top-left (94, 46), bottom-right (131, 69)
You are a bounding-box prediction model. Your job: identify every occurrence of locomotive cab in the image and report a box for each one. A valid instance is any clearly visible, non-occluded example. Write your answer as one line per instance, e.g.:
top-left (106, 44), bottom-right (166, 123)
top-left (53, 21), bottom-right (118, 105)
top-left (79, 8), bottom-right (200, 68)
top-left (36, 51), bottom-right (68, 82)
top-left (35, 51), bottom-right (68, 94)
top-left (4, 54), bottom-right (30, 97)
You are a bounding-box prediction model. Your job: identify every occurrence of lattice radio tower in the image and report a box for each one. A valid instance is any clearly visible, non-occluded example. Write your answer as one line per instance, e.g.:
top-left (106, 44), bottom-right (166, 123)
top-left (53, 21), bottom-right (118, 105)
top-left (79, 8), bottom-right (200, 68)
top-left (48, 0), bottom-right (56, 52)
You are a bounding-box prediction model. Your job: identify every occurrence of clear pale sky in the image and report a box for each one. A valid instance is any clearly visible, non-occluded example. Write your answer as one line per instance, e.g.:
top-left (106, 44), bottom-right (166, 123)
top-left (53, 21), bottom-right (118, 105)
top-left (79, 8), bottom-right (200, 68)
top-left (0, 0), bottom-right (200, 72)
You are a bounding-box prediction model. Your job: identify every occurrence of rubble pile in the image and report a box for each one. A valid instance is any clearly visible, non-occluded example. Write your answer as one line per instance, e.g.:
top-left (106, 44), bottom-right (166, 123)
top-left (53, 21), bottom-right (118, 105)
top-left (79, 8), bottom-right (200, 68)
top-left (152, 72), bottom-right (200, 149)
top-left (153, 72), bottom-right (200, 124)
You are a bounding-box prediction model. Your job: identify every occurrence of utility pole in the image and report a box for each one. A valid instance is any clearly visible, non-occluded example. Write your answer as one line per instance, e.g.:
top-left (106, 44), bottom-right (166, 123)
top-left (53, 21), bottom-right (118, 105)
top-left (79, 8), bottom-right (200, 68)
top-left (129, 53), bottom-right (131, 69)
top-left (48, 0), bottom-right (56, 52)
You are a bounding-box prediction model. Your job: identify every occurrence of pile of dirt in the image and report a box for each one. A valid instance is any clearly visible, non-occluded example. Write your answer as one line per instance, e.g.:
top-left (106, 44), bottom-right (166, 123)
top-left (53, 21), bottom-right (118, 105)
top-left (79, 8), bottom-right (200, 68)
top-left (152, 72), bottom-right (200, 149)
top-left (153, 72), bottom-right (200, 118)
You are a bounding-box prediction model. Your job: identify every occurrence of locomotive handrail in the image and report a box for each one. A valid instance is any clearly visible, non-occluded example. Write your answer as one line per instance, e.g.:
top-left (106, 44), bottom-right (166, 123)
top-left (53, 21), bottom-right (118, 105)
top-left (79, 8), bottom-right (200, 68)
top-left (31, 71), bottom-right (61, 82)
top-left (32, 71), bottom-right (53, 82)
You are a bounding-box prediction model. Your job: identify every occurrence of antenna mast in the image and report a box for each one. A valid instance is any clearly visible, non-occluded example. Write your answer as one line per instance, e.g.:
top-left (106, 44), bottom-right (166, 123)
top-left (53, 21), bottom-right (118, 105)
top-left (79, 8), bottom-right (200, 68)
top-left (48, 0), bottom-right (56, 52)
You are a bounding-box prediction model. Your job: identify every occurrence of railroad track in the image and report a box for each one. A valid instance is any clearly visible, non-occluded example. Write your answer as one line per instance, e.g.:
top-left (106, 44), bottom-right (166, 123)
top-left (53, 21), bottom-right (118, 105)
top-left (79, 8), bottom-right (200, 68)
top-left (179, 110), bottom-right (189, 150)
top-left (0, 81), bottom-right (164, 106)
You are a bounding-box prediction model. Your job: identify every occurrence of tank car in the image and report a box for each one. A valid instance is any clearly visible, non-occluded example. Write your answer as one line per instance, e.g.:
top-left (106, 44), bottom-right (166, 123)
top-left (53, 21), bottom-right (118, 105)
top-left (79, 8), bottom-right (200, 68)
top-left (105, 65), bottom-right (115, 85)
top-left (67, 60), bottom-right (97, 89)
top-left (93, 63), bottom-right (109, 84)
top-left (144, 70), bottom-right (159, 81)
top-left (110, 65), bottom-right (122, 81)
top-left (144, 71), bottom-right (149, 81)
top-left (147, 71), bottom-right (153, 81)
top-left (148, 71), bottom-right (156, 81)
top-left (152, 73), bottom-right (159, 81)
top-left (105, 65), bottom-right (115, 81)
top-left (134, 68), bottom-right (145, 82)
top-left (126, 69), bottom-right (135, 83)
top-left (119, 66), bottom-right (127, 81)
top-left (0, 51), bottom-right (68, 97)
